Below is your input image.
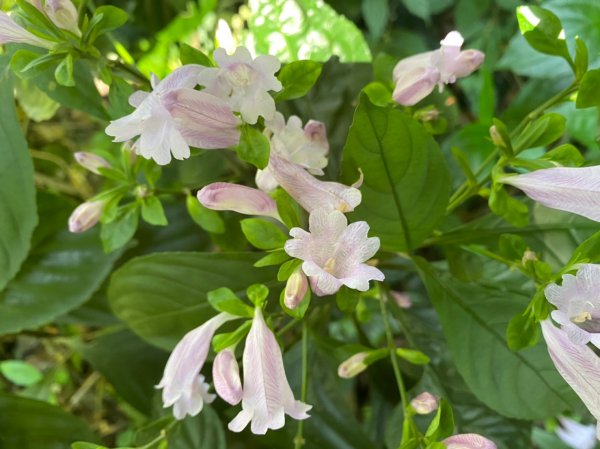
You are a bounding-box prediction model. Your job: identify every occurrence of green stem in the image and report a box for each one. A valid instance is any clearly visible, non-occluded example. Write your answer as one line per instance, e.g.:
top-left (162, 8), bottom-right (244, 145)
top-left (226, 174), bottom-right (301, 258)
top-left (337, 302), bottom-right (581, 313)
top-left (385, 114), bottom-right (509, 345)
top-left (293, 320), bottom-right (309, 449)
top-left (139, 419), bottom-right (178, 449)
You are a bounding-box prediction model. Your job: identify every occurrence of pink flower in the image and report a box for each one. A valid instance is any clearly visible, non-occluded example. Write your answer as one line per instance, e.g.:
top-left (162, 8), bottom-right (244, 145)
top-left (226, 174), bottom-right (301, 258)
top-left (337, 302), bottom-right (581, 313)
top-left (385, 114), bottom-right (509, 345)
top-left (256, 112), bottom-right (329, 192)
top-left (197, 47), bottom-right (282, 124)
top-left (442, 433), bottom-right (497, 449)
top-left (393, 31), bottom-right (484, 106)
top-left (44, 0), bottom-right (80, 36)
top-left (74, 152), bottom-right (111, 175)
top-left (283, 267), bottom-right (309, 310)
top-left (502, 166), bottom-right (600, 223)
top-left (410, 392), bottom-right (439, 415)
top-left (284, 209), bottom-right (384, 296)
top-left (157, 313), bottom-right (236, 420)
top-left (228, 308), bottom-right (311, 434)
top-left (68, 200), bottom-right (105, 233)
top-left (541, 320), bottom-right (600, 439)
top-left (213, 348), bottom-right (243, 406)
top-left (0, 11), bottom-right (54, 48)
top-left (197, 182), bottom-right (280, 220)
top-left (545, 264), bottom-right (600, 348)
top-left (106, 65), bottom-right (241, 165)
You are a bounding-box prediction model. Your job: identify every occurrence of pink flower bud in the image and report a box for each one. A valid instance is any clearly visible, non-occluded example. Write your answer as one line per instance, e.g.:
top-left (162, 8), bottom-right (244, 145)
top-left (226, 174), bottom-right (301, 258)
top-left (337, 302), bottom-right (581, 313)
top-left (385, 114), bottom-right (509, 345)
top-left (74, 152), bottom-right (111, 175)
top-left (197, 182), bottom-right (280, 220)
top-left (44, 0), bottom-right (80, 36)
top-left (284, 268), bottom-right (308, 310)
top-left (410, 392), bottom-right (439, 414)
top-left (303, 120), bottom-right (329, 153)
top-left (68, 200), bottom-right (105, 233)
top-left (442, 433), bottom-right (497, 449)
top-left (337, 352), bottom-right (369, 379)
top-left (213, 348), bottom-right (242, 405)
top-left (390, 291), bottom-right (412, 309)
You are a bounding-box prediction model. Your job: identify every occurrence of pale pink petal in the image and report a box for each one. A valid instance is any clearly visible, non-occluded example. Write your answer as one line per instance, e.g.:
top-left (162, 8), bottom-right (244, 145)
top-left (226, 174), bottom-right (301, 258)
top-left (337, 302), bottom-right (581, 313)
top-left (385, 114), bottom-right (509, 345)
top-left (228, 408), bottom-right (253, 432)
top-left (0, 11), bottom-right (54, 48)
top-left (392, 65), bottom-right (439, 106)
top-left (410, 392), bottom-right (439, 415)
top-left (240, 89), bottom-right (276, 124)
top-left (556, 416), bottom-right (597, 449)
top-left (155, 64), bottom-right (204, 92)
top-left (284, 268), bottom-right (308, 309)
top-left (197, 182), bottom-right (280, 219)
top-left (74, 152), bottom-right (111, 175)
top-left (129, 90), bottom-right (149, 107)
top-left (255, 167), bottom-right (280, 193)
top-left (342, 264), bottom-right (384, 291)
top-left (338, 352), bottom-right (369, 378)
top-left (68, 200), bottom-right (104, 233)
top-left (443, 433), bottom-right (497, 449)
top-left (308, 208), bottom-right (348, 237)
top-left (44, 0), bottom-right (80, 36)
top-left (451, 50), bottom-right (485, 78)
top-left (253, 55), bottom-right (282, 89)
top-left (213, 348), bottom-right (242, 405)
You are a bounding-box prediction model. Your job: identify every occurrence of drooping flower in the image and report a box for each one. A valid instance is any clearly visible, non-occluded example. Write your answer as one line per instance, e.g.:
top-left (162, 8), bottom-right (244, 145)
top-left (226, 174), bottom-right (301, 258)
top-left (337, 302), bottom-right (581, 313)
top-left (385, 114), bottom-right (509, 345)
top-left (256, 112), bottom-right (329, 192)
top-left (0, 11), bottom-right (54, 48)
top-left (410, 392), bottom-right (439, 415)
top-left (74, 152), bottom-right (111, 175)
top-left (228, 308), bottom-right (311, 434)
top-left (544, 264), bottom-right (600, 348)
top-left (157, 313), bottom-right (236, 420)
top-left (197, 182), bottom-right (281, 220)
top-left (68, 200), bottom-right (105, 233)
top-left (284, 208), bottom-right (384, 296)
top-left (337, 352), bottom-right (369, 379)
top-left (392, 31), bottom-right (484, 106)
top-left (106, 65), bottom-right (241, 165)
top-left (442, 433), bottom-right (497, 449)
top-left (541, 320), bottom-right (600, 439)
top-left (197, 46), bottom-right (282, 124)
top-left (501, 166), bottom-right (600, 223)
top-left (268, 155), bottom-right (362, 213)
top-left (44, 0), bottom-right (80, 36)
top-left (213, 348), bottom-right (243, 406)
top-left (556, 416), bottom-right (597, 449)
top-left (283, 267), bottom-right (309, 310)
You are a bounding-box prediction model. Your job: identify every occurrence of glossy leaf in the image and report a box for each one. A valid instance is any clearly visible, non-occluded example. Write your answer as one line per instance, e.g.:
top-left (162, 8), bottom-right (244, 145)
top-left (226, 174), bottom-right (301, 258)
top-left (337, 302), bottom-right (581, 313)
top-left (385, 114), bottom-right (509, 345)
top-left (241, 218), bottom-right (288, 250)
top-left (276, 60), bottom-right (323, 101)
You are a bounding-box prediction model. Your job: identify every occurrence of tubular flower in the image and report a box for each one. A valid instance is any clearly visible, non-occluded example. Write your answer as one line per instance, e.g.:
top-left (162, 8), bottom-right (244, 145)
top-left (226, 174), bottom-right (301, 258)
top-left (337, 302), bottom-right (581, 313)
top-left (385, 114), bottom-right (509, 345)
top-left (556, 416), bottom-right (597, 449)
top-left (44, 0), bottom-right (80, 36)
top-left (501, 166), bottom-right (600, 223)
top-left (228, 308), bottom-right (311, 434)
top-left (284, 208), bottom-right (384, 296)
top-left (392, 31), bottom-right (484, 106)
top-left (442, 433), bottom-right (497, 449)
top-left (197, 46), bottom-right (282, 124)
top-left (213, 348), bottom-right (243, 406)
top-left (256, 112), bottom-right (329, 192)
top-left (197, 182), bottom-right (281, 220)
top-left (0, 11), bottom-right (54, 48)
top-left (269, 155), bottom-right (361, 213)
top-left (544, 264), bottom-right (600, 348)
top-left (106, 65), bottom-right (241, 165)
top-left (157, 313), bottom-right (237, 420)
top-left (541, 320), bottom-right (600, 440)
top-left (68, 200), bottom-right (105, 233)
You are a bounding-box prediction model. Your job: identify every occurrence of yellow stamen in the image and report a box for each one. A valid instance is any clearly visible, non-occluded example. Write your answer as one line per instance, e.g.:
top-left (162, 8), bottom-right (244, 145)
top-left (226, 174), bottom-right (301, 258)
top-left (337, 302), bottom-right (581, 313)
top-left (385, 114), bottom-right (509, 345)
top-left (572, 311), bottom-right (592, 323)
top-left (324, 257), bottom-right (336, 274)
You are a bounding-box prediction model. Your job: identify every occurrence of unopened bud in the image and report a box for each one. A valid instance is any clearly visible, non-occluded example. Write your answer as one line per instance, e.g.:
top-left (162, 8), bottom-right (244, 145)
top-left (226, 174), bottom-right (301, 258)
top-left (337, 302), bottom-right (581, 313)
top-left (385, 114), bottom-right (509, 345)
top-left (284, 268), bottom-right (308, 310)
top-left (198, 182), bottom-right (280, 220)
top-left (212, 348), bottom-right (242, 405)
top-left (522, 250), bottom-right (537, 264)
top-left (489, 125), bottom-right (504, 148)
top-left (390, 291), bottom-right (412, 309)
top-left (68, 200), bottom-right (105, 233)
top-left (44, 0), bottom-right (81, 36)
top-left (410, 392), bottom-right (439, 414)
top-left (337, 352), bottom-right (369, 379)
top-left (74, 152), bottom-right (111, 175)
top-left (304, 120), bottom-right (329, 153)
top-left (443, 434), bottom-right (497, 449)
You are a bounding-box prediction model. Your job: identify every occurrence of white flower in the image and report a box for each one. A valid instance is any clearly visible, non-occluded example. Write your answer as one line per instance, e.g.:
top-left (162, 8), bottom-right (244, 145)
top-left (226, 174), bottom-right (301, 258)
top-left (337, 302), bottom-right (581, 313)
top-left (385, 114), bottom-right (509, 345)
top-left (284, 209), bottom-right (384, 296)
top-left (197, 47), bottom-right (282, 124)
top-left (442, 433), bottom-right (497, 449)
top-left (545, 264), bottom-right (600, 348)
top-left (0, 11), bottom-right (54, 48)
top-left (228, 308), bottom-right (311, 435)
top-left (556, 416), bottom-right (597, 449)
top-left (157, 312), bottom-right (236, 420)
top-left (256, 112), bottom-right (329, 192)
top-left (197, 182), bottom-right (280, 220)
top-left (106, 65), bottom-right (241, 165)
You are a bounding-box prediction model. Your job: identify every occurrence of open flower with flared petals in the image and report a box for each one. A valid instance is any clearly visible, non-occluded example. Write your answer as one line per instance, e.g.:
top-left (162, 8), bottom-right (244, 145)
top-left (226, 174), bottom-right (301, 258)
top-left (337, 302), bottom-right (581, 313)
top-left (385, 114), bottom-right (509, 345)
top-left (545, 264), bottom-right (600, 348)
top-left (197, 46), bottom-right (282, 124)
top-left (556, 416), bottom-right (597, 449)
top-left (157, 313), bottom-right (236, 420)
top-left (542, 320), bottom-right (600, 439)
top-left (256, 112), bottom-right (329, 192)
top-left (393, 31), bottom-right (484, 106)
top-left (502, 166), bottom-right (600, 223)
top-left (228, 308), bottom-right (311, 434)
top-left (284, 209), bottom-right (384, 296)
top-left (442, 433), bottom-right (497, 449)
top-left (197, 182), bottom-right (280, 220)
top-left (106, 65), bottom-right (241, 165)
top-left (0, 11), bottom-right (54, 48)
top-left (268, 155), bottom-right (361, 213)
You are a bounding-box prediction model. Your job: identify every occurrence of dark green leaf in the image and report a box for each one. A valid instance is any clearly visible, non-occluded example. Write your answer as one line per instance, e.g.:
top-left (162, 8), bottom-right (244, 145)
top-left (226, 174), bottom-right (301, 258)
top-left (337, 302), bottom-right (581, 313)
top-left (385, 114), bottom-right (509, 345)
top-left (168, 406), bottom-right (226, 449)
top-left (574, 36), bottom-right (589, 80)
top-left (276, 60), bottom-right (322, 101)
top-left (513, 113), bottom-right (566, 151)
top-left (101, 204), bottom-right (139, 252)
top-left (507, 307), bottom-right (541, 351)
top-left (425, 399), bottom-right (454, 440)
top-left (576, 69), bottom-right (600, 109)
top-left (362, 0), bottom-right (388, 40)
top-left (54, 53), bottom-right (75, 87)
top-left (516, 6), bottom-right (571, 62)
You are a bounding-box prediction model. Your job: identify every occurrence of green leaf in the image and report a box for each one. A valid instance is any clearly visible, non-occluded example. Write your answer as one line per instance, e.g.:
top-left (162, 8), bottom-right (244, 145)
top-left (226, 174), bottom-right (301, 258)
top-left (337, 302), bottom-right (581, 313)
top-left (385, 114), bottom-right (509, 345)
top-left (141, 196), bottom-right (168, 226)
top-left (576, 68), bottom-right (600, 109)
top-left (272, 188), bottom-right (302, 229)
top-left (101, 204), bottom-right (139, 252)
top-left (279, 284), bottom-right (311, 319)
top-left (278, 258), bottom-right (302, 282)
top-left (236, 125), bottom-right (270, 169)
top-left (240, 218), bottom-right (288, 250)
top-left (108, 252), bottom-right (276, 349)
top-left (0, 393), bottom-right (96, 449)
top-left (179, 43), bottom-right (213, 67)
top-left (395, 348), bottom-right (430, 365)
top-left (336, 285), bottom-right (361, 314)
top-left (567, 229), bottom-right (600, 265)
top-left (253, 249), bottom-right (290, 267)
top-left (207, 287), bottom-right (254, 317)
top-left (0, 66), bottom-right (37, 291)
top-left (489, 180), bottom-right (529, 227)
top-left (540, 144), bottom-right (584, 167)
top-left (86, 5), bottom-right (128, 43)
top-left (425, 398), bottom-right (454, 440)
top-left (513, 113), bottom-right (566, 151)
top-left (0, 360), bottom-right (43, 386)
top-left (574, 36), bottom-right (589, 80)
top-left (342, 94), bottom-right (451, 252)
top-left (401, 0), bottom-right (452, 21)
top-left (246, 283), bottom-right (269, 308)
top-left (276, 60), bottom-right (323, 101)
top-left (516, 6), bottom-right (571, 62)
top-left (168, 406), bottom-right (226, 449)
top-left (362, 0), bottom-right (388, 40)
top-left (363, 81), bottom-right (393, 107)
top-left (247, 0), bottom-right (371, 63)
top-left (415, 258), bottom-right (578, 419)
top-left (185, 194), bottom-right (225, 234)
top-left (212, 320), bottom-right (252, 352)
top-left (54, 54), bottom-right (75, 87)
top-left (507, 307), bottom-right (541, 351)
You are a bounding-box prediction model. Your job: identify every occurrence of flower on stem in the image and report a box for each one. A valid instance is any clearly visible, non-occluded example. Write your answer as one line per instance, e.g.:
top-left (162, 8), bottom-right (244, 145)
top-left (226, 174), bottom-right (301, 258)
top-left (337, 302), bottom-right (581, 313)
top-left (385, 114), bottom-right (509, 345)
top-left (197, 182), bottom-right (281, 220)
top-left (157, 313), bottom-right (236, 420)
top-left (337, 352), bottom-right (369, 379)
top-left (541, 319), bottom-right (600, 439)
top-left (0, 11), bottom-right (54, 48)
top-left (283, 267), bottom-right (309, 310)
top-left (410, 392), bottom-right (439, 415)
top-left (545, 264), bottom-right (600, 348)
top-left (228, 308), bottom-right (311, 434)
top-left (501, 166), bottom-right (600, 223)
top-left (106, 65), bottom-right (241, 165)
top-left (556, 416), bottom-right (597, 449)
top-left (74, 152), bottom-right (111, 175)
top-left (284, 208), bottom-right (384, 296)
top-left (197, 46), bottom-right (282, 124)
top-left (442, 433), bottom-right (497, 449)
top-left (68, 200), bottom-right (105, 233)
top-left (44, 0), bottom-right (80, 36)
top-left (392, 31), bottom-right (484, 106)
top-left (213, 347), bottom-right (243, 406)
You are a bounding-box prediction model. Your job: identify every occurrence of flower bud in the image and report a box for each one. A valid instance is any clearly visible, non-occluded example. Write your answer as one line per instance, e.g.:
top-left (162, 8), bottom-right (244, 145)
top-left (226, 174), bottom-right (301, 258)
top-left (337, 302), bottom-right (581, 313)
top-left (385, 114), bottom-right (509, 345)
top-left (44, 0), bottom-right (80, 36)
top-left (410, 392), bottom-right (439, 414)
top-left (68, 200), bottom-right (105, 233)
top-left (197, 182), bottom-right (280, 220)
top-left (390, 291), bottom-right (412, 309)
top-left (442, 433), bottom-right (497, 449)
top-left (337, 352), bottom-right (369, 379)
top-left (284, 268), bottom-right (308, 310)
top-left (303, 120), bottom-right (329, 153)
top-left (74, 152), bottom-right (111, 175)
top-left (213, 348), bottom-right (243, 406)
